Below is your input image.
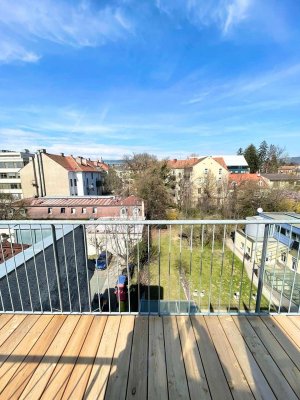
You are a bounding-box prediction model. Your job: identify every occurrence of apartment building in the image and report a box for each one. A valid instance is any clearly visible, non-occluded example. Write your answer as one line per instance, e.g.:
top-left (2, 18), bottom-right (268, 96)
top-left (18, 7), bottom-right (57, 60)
top-left (0, 149), bottom-right (34, 199)
top-left (20, 150), bottom-right (109, 198)
top-left (168, 156), bottom-right (229, 206)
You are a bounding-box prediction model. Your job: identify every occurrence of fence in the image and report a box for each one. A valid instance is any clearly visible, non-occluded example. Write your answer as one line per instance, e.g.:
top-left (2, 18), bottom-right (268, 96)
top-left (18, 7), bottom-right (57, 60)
top-left (0, 219), bottom-right (299, 315)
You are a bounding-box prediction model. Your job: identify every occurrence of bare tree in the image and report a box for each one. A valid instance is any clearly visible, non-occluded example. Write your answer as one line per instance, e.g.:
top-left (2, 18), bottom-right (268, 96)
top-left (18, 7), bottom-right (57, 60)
top-left (0, 193), bottom-right (27, 220)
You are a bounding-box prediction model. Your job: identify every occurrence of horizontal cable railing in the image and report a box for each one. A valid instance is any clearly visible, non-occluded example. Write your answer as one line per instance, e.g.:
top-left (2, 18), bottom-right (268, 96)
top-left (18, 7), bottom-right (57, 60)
top-left (0, 219), bottom-right (299, 315)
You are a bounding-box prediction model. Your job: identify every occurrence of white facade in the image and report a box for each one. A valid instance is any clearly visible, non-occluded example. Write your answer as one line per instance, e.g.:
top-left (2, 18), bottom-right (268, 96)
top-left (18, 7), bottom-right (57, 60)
top-left (68, 171), bottom-right (104, 196)
top-left (0, 149), bottom-right (33, 199)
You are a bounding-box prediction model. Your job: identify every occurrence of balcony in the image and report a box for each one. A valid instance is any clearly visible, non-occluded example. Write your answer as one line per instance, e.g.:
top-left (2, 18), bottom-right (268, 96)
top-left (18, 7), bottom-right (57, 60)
top-left (0, 313), bottom-right (299, 398)
top-left (0, 219), bottom-right (300, 398)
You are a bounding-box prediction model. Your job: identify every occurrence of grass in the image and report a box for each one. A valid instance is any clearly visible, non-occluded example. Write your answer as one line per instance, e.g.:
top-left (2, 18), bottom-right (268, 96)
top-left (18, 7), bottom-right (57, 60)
top-left (146, 227), bottom-right (269, 312)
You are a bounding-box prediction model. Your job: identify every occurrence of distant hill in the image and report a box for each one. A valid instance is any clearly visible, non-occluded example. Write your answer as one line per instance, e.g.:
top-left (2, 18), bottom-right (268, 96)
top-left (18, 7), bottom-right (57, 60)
top-left (289, 156), bottom-right (300, 164)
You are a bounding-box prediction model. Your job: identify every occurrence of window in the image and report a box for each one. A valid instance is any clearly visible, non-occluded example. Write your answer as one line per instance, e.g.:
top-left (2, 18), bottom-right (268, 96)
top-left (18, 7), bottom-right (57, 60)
top-left (120, 207), bottom-right (127, 217)
top-left (219, 168), bottom-right (222, 174)
top-left (247, 247), bottom-right (250, 254)
top-left (91, 173), bottom-right (94, 179)
top-left (71, 208), bottom-right (76, 214)
top-left (48, 208), bottom-right (52, 214)
top-left (93, 207), bottom-right (97, 213)
top-left (61, 208), bottom-right (66, 214)
top-left (198, 188), bottom-right (202, 194)
top-left (0, 173), bottom-right (7, 178)
top-left (281, 252), bottom-right (286, 262)
top-left (70, 179), bottom-right (73, 187)
top-left (82, 207), bottom-right (87, 214)
top-left (204, 168), bottom-right (208, 174)
top-left (240, 242), bottom-right (244, 250)
top-left (133, 207), bottom-right (140, 217)
top-left (86, 178), bottom-right (89, 185)
top-left (74, 179), bottom-right (77, 187)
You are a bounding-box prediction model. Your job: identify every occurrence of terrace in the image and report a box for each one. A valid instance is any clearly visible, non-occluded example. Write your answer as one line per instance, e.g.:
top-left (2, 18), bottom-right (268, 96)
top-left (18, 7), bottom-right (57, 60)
top-left (0, 219), bottom-right (299, 399)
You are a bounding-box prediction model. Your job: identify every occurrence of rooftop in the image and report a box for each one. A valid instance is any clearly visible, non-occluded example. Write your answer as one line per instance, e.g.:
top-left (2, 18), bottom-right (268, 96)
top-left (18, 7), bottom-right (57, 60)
top-left (0, 314), bottom-right (299, 399)
top-left (0, 240), bottom-right (30, 263)
top-left (261, 173), bottom-right (300, 181)
top-left (20, 195), bottom-right (143, 207)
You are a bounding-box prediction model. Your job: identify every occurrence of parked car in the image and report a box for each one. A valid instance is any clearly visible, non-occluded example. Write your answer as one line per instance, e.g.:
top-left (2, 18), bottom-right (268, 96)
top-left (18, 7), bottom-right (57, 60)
top-left (95, 250), bottom-right (112, 270)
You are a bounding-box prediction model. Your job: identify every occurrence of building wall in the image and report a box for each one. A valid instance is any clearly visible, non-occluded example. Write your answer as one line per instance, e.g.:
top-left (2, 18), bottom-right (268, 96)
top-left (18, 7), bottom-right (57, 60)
top-left (190, 157), bottom-right (228, 205)
top-left (26, 204), bottom-right (144, 220)
top-left (0, 225), bottom-right (91, 312)
top-left (0, 150), bottom-right (33, 199)
top-left (41, 153), bottom-right (70, 196)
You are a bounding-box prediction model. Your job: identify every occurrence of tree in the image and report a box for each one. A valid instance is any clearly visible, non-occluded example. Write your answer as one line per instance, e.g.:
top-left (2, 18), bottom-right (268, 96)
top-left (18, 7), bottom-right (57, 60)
top-left (264, 144), bottom-right (287, 173)
top-left (0, 193), bottom-right (27, 220)
top-left (124, 153), bottom-right (172, 220)
top-left (237, 147), bottom-right (243, 155)
top-left (102, 168), bottom-right (124, 195)
top-left (258, 140), bottom-right (268, 172)
top-left (244, 144), bottom-right (259, 173)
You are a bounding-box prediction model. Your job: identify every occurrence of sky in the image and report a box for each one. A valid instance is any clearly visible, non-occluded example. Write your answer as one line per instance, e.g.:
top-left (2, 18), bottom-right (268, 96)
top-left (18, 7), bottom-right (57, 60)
top-left (1, 0), bottom-right (300, 160)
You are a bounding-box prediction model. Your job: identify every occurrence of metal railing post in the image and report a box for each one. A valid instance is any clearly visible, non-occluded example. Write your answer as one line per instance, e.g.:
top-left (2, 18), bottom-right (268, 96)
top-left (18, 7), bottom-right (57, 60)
top-left (51, 224), bottom-right (63, 312)
top-left (255, 224), bottom-right (269, 314)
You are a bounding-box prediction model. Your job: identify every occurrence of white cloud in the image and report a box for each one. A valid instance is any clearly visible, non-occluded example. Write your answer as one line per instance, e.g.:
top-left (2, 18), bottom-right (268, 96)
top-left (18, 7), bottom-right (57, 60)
top-left (155, 0), bottom-right (253, 35)
top-left (223, 0), bottom-right (252, 35)
top-left (0, 0), bottom-right (133, 63)
top-left (0, 39), bottom-right (40, 64)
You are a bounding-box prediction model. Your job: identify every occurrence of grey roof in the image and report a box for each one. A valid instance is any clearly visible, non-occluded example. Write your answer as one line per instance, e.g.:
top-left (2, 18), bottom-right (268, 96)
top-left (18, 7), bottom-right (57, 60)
top-left (261, 174), bottom-right (300, 181)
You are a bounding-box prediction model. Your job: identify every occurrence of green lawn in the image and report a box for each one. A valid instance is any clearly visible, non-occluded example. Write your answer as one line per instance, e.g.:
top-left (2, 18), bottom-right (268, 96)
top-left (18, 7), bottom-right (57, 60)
top-left (146, 227), bottom-right (269, 312)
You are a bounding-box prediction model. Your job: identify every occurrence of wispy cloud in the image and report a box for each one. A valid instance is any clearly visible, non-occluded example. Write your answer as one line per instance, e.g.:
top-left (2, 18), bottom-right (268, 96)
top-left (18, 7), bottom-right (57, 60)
top-left (155, 0), bottom-right (253, 35)
top-left (223, 0), bottom-right (252, 35)
top-left (0, 0), bottom-right (133, 63)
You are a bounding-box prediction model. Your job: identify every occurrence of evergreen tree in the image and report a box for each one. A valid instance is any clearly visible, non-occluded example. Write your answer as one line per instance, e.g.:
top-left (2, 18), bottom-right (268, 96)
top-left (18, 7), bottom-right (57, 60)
top-left (243, 144), bottom-right (259, 173)
top-left (258, 140), bottom-right (268, 172)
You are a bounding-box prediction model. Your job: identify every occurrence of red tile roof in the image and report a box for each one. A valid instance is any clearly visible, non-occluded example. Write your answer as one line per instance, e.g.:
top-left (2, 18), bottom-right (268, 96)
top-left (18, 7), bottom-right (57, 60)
top-left (45, 153), bottom-right (109, 172)
top-left (167, 157), bottom-right (204, 169)
top-left (229, 173), bottom-right (266, 186)
top-left (213, 157), bottom-right (227, 170)
top-left (0, 240), bottom-right (30, 263)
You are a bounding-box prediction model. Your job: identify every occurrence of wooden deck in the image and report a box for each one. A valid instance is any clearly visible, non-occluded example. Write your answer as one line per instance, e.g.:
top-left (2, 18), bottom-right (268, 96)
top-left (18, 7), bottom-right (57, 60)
top-left (0, 314), bottom-right (299, 399)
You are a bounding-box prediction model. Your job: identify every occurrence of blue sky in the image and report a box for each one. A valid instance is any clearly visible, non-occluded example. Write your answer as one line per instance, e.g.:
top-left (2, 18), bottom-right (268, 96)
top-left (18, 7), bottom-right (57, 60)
top-left (1, 0), bottom-right (300, 159)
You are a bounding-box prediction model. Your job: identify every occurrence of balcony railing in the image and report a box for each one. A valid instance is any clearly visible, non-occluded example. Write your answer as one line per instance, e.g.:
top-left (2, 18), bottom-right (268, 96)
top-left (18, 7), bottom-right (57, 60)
top-left (0, 219), bottom-right (299, 315)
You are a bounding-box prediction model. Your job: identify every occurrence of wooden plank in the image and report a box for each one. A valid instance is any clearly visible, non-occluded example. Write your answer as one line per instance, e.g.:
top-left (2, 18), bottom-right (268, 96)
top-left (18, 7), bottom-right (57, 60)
top-left (191, 316), bottom-right (235, 400)
top-left (84, 316), bottom-right (121, 400)
top-left (289, 316), bottom-right (300, 330)
top-left (0, 315), bottom-right (52, 394)
top-left (0, 315), bottom-right (67, 399)
top-left (0, 314), bottom-right (14, 331)
top-left (19, 315), bottom-right (80, 400)
top-left (247, 316), bottom-right (300, 397)
top-left (0, 314), bottom-right (27, 347)
top-left (62, 316), bottom-right (108, 400)
top-left (177, 316), bottom-right (210, 400)
top-left (204, 316), bottom-right (254, 400)
top-left (105, 316), bottom-right (135, 400)
top-left (163, 316), bottom-right (189, 400)
top-left (40, 316), bottom-right (94, 400)
top-left (219, 316), bottom-right (276, 400)
top-left (126, 317), bottom-right (148, 400)
top-left (148, 316), bottom-right (168, 400)
top-left (261, 316), bottom-right (300, 370)
top-left (273, 316), bottom-right (300, 349)
top-left (233, 316), bottom-right (298, 400)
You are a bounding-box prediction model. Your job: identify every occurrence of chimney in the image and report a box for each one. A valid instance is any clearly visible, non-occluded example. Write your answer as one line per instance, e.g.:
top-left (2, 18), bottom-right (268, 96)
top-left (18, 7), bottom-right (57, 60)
top-left (173, 159), bottom-right (177, 162)
top-left (82, 158), bottom-right (87, 166)
top-left (60, 153), bottom-right (64, 157)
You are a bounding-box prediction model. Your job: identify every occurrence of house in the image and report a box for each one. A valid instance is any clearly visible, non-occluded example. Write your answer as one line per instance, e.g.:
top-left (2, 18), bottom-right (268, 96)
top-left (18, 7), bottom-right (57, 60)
top-left (278, 165), bottom-right (300, 175)
top-left (20, 149), bottom-right (109, 198)
top-left (235, 211), bottom-right (300, 273)
top-left (261, 173), bottom-right (300, 191)
top-left (229, 173), bottom-right (267, 189)
top-left (18, 195), bottom-right (145, 220)
top-left (168, 156), bottom-right (229, 206)
top-left (217, 155), bottom-right (250, 174)
top-left (0, 149), bottom-right (34, 199)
